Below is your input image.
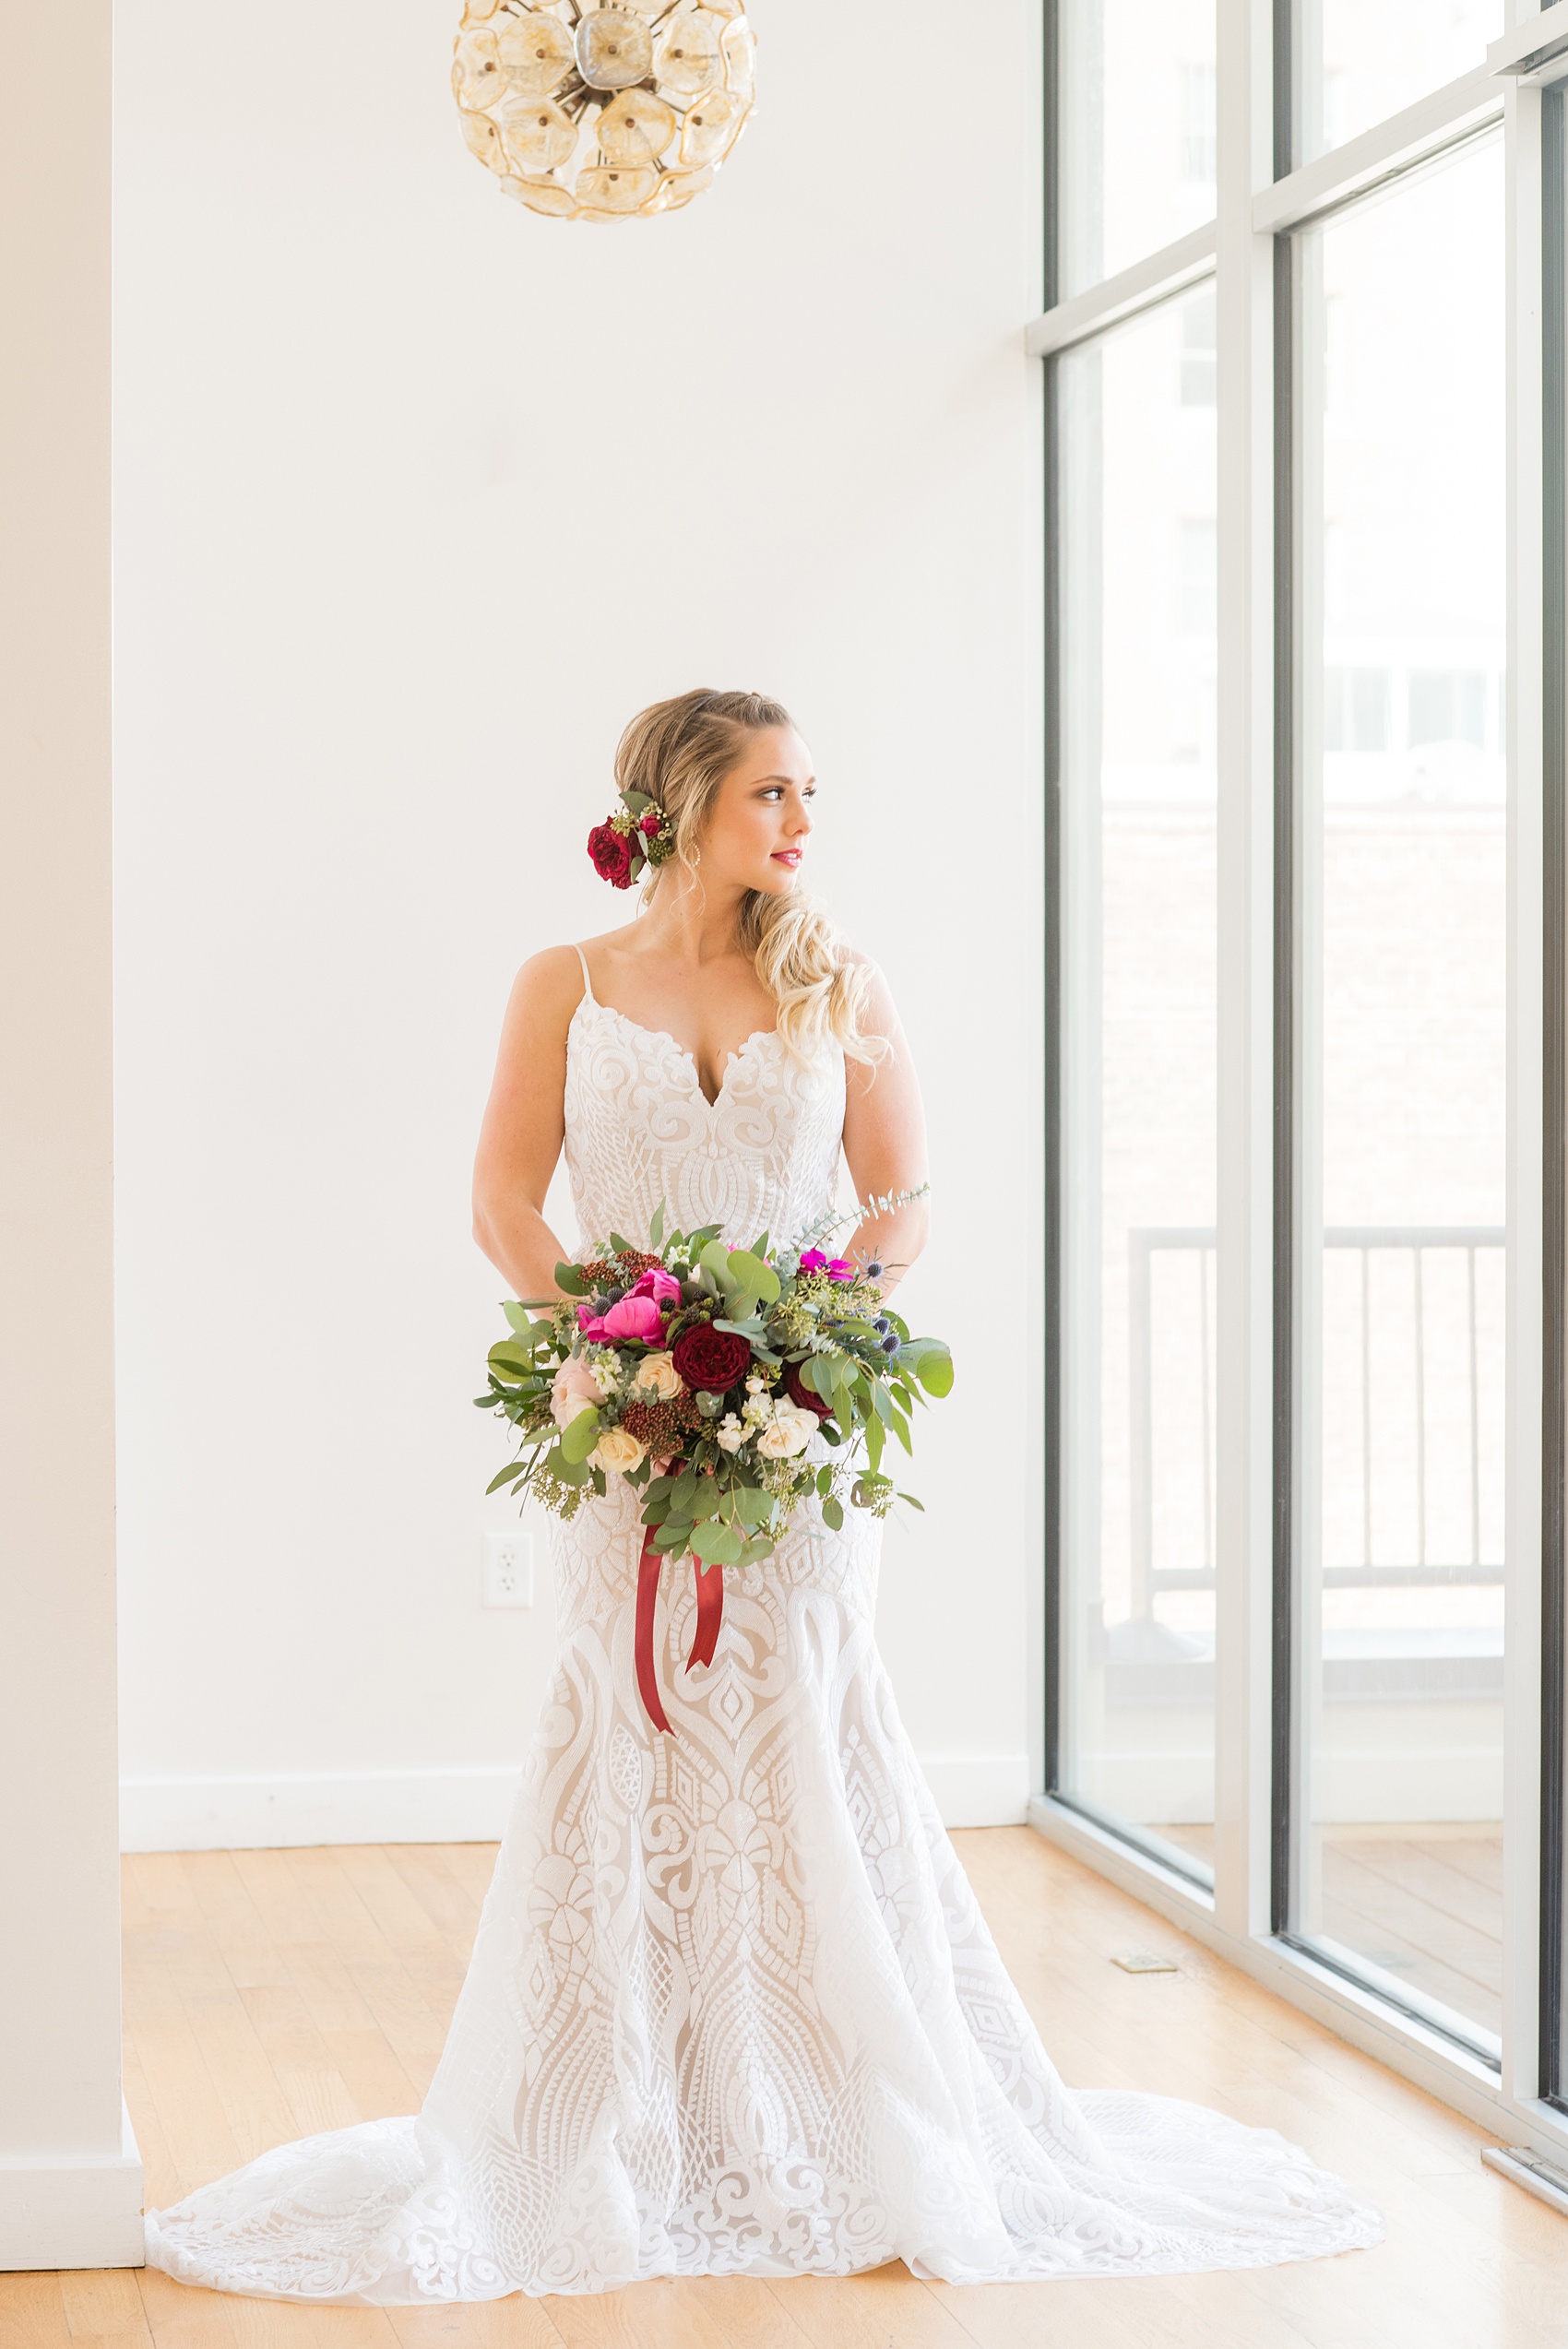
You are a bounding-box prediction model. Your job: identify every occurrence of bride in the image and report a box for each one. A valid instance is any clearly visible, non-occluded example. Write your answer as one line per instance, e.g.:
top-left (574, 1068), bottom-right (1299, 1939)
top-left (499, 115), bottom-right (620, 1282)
top-left (145, 688), bottom-right (1382, 2300)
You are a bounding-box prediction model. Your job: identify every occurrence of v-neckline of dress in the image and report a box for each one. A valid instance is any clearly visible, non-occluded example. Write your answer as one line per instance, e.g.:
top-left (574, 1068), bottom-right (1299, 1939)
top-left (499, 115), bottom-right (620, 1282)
top-left (574, 992), bottom-right (779, 1113)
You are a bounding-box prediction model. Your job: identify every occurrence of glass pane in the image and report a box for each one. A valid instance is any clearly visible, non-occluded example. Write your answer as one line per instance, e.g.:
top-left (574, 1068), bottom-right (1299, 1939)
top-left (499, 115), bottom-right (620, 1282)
top-left (1293, 137), bottom-right (1505, 2058)
top-left (1290, 0), bottom-right (1503, 168)
top-left (1060, 0), bottom-right (1218, 299)
top-left (1057, 285), bottom-right (1218, 1886)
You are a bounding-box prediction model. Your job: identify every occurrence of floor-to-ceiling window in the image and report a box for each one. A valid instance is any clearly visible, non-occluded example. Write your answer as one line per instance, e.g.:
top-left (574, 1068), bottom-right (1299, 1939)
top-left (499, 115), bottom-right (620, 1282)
top-left (1052, 1), bottom-right (1220, 1888)
top-left (1285, 132), bottom-right (1508, 2062)
top-left (1039, 0), bottom-right (1568, 2154)
top-left (1057, 287), bottom-right (1219, 1886)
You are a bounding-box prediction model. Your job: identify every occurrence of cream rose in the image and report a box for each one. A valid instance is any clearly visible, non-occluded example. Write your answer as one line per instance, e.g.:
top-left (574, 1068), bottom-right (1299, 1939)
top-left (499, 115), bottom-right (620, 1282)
top-left (593, 1425), bottom-right (647, 1477)
top-left (633, 1349), bottom-right (684, 1402)
top-left (754, 1405), bottom-right (814, 1460)
top-left (551, 1357), bottom-right (604, 1430)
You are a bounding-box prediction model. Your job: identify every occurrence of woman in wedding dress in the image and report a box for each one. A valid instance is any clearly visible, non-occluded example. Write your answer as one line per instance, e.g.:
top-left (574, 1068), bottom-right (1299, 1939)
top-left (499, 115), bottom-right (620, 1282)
top-left (145, 688), bottom-right (1382, 2302)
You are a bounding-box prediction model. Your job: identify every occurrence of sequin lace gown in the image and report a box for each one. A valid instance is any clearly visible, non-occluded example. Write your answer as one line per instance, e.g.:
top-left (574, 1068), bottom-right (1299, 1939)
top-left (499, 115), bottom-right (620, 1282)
top-left (145, 958), bottom-right (1383, 2301)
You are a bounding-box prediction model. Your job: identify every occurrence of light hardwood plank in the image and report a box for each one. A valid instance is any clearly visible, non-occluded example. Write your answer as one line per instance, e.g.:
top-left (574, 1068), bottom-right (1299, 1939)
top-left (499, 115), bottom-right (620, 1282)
top-left (112, 1826), bottom-right (1568, 2349)
top-left (766, 2266), bottom-right (980, 2349)
top-left (540, 2276), bottom-right (732, 2349)
top-left (60, 2267), bottom-right (154, 2343)
top-left (0, 2274), bottom-right (70, 2349)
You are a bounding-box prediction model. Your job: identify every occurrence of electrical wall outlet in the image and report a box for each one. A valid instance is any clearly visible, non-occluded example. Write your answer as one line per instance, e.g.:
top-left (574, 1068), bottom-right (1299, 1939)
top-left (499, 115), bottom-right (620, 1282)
top-left (482, 1529), bottom-right (534, 1608)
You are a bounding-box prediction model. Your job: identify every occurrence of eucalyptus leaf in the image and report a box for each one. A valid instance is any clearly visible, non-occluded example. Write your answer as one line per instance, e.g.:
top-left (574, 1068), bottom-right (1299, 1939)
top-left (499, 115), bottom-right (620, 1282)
top-left (554, 1262), bottom-right (588, 1297)
top-left (821, 1497), bottom-right (844, 1533)
top-left (484, 1461), bottom-right (528, 1494)
top-left (916, 1348), bottom-right (954, 1398)
top-left (649, 1201), bottom-right (666, 1249)
top-left (692, 1520), bottom-right (743, 1565)
top-left (560, 1406), bottom-right (601, 1465)
top-left (897, 1491), bottom-right (925, 1511)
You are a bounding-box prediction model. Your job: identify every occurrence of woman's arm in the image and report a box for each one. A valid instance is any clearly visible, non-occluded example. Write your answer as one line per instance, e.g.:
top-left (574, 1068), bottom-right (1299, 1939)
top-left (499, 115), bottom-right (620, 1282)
top-left (471, 947), bottom-right (586, 1301)
top-left (840, 965), bottom-right (930, 1300)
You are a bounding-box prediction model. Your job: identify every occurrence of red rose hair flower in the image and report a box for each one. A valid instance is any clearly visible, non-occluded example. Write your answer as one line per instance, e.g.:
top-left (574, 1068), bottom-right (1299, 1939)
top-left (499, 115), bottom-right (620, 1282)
top-left (587, 792), bottom-right (676, 888)
top-left (671, 1323), bottom-right (753, 1394)
top-left (587, 822), bottom-right (636, 890)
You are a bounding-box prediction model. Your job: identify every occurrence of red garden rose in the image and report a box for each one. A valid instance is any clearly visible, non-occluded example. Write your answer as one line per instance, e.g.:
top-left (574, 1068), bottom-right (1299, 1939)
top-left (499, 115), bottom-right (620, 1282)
top-left (671, 1323), bottom-right (753, 1394)
top-left (784, 1360), bottom-right (834, 1420)
top-left (587, 821), bottom-right (636, 889)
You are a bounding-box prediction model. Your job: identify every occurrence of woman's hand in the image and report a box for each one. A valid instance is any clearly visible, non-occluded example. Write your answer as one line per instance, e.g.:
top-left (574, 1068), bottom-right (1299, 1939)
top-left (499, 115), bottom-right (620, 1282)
top-left (841, 964), bottom-right (930, 1299)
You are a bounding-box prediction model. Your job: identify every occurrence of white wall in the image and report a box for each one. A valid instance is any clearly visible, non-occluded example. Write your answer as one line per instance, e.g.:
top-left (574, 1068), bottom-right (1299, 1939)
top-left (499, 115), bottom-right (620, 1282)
top-left (114, 0), bottom-right (1045, 1848)
top-left (1, 0), bottom-right (143, 2267)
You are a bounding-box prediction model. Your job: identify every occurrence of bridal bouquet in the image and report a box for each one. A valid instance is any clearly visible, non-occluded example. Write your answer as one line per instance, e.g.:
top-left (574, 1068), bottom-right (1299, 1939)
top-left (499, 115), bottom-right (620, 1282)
top-left (475, 1196), bottom-right (952, 1728)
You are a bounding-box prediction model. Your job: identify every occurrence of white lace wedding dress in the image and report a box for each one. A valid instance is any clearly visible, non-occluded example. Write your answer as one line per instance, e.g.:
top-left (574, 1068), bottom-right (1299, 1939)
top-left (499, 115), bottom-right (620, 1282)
top-left (144, 963), bottom-right (1383, 2301)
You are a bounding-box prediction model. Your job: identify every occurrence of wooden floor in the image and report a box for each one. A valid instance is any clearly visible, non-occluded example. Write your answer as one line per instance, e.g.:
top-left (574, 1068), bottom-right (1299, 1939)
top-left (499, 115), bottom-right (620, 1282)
top-left (1163, 1821), bottom-right (1506, 2038)
top-left (8, 1828), bottom-right (1568, 2348)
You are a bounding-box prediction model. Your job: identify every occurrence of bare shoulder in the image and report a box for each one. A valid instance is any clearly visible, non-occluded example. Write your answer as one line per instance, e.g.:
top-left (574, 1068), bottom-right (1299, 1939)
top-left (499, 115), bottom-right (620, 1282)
top-left (840, 943), bottom-right (899, 1029)
top-left (508, 943), bottom-right (588, 1022)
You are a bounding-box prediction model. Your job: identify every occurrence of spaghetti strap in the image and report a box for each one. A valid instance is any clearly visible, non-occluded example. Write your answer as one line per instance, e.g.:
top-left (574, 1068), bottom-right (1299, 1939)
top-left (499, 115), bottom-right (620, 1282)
top-left (573, 944), bottom-right (595, 1003)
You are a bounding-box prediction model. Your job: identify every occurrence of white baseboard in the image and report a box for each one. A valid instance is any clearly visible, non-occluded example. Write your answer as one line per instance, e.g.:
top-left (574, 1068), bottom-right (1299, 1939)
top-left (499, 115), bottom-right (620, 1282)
top-left (119, 1767), bottom-right (522, 1852)
top-left (913, 1751), bottom-right (1032, 1828)
top-left (122, 1751), bottom-right (1033, 1851)
top-left (0, 2103), bottom-right (143, 2272)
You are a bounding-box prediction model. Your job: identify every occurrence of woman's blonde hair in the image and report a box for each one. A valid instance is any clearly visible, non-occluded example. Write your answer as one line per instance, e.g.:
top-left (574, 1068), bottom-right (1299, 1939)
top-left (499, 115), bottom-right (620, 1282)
top-left (613, 688), bottom-right (885, 1067)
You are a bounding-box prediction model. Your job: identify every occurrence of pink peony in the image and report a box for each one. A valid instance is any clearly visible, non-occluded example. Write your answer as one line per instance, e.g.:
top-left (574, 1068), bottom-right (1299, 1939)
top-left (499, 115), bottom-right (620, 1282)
top-left (627, 1266), bottom-right (682, 1307)
top-left (599, 1294), bottom-right (666, 1344)
top-left (799, 1249), bottom-right (828, 1272)
top-left (551, 1357), bottom-right (603, 1430)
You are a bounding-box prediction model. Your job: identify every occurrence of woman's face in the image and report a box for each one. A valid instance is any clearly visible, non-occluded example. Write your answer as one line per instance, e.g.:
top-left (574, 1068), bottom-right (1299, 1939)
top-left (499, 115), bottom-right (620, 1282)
top-left (698, 725), bottom-right (815, 898)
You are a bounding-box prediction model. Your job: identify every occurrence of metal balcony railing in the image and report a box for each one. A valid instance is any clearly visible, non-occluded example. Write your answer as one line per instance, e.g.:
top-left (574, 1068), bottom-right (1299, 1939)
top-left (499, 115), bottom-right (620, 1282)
top-left (1128, 1224), bottom-right (1506, 1619)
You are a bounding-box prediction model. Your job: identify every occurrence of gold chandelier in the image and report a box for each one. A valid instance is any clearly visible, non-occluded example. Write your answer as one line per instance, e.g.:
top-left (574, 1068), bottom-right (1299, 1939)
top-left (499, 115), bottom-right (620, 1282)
top-left (453, 1), bottom-right (757, 223)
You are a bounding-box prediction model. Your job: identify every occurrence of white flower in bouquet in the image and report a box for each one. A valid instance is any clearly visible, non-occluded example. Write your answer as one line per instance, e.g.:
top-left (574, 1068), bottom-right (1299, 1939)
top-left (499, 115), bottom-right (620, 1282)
top-left (755, 1405), bottom-right (816, 1460)
top-left (633, 1349), bottom-right (684, 1401)
top-left (716, 1414), bottom-right (746, 1454)
top-left (743, 1391), bottom-right (773, 1426)
top-left (594, 1426), bottom-right (647, 1477)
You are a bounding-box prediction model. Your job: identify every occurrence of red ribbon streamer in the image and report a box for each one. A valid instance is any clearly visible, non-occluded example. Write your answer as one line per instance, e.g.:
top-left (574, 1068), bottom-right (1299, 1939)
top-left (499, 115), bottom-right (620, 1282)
top-left (635, 1521), bottom-right (728, 1735)
top-left (635, 1528), bottom-right (674, 1736)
